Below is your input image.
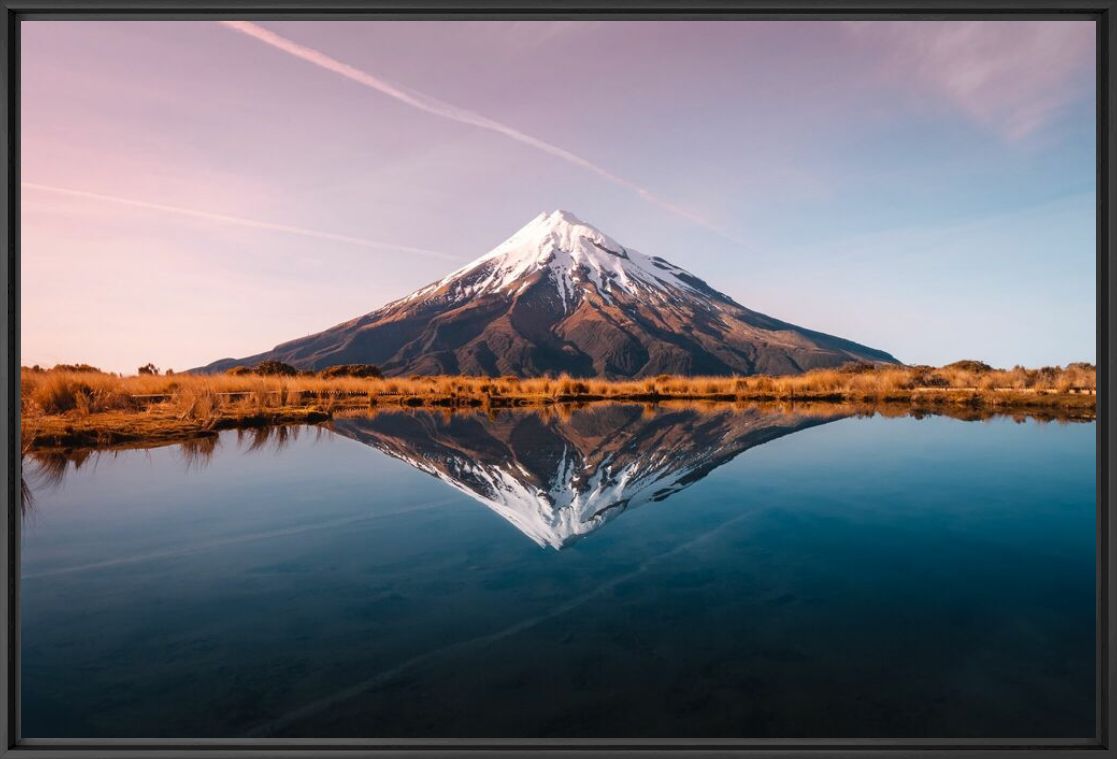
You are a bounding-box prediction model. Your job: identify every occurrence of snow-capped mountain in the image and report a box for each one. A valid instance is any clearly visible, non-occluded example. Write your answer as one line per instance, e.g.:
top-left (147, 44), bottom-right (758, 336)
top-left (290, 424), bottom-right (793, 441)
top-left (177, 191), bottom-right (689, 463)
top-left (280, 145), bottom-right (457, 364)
top-left (203, 210), bottom-right (897, 377)
top-left (330, 404), bottom-right (844, 549)
top-left (402, 209), bottom-right (722, 312)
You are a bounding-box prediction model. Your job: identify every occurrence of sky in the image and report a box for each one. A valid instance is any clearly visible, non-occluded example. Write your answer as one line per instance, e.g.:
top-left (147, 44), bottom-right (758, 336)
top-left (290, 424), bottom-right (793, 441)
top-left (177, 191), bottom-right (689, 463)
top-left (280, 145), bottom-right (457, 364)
top-left (20, 19), bottom-right (1096, 373)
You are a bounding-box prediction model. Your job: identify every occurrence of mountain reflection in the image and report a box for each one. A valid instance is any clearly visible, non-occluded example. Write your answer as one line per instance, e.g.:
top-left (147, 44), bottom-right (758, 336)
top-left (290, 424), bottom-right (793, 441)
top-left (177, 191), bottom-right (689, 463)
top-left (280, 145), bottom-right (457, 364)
top-left (22, 402), bottom-right (1089, 536)
top-left (329, 404), bottom-right (844, 549)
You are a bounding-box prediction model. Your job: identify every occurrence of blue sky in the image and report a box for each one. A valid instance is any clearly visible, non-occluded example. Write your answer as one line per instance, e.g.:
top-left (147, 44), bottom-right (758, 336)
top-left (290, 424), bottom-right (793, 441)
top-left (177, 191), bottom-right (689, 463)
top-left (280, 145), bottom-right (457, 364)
top-left (20, 20), bottom-right (1096, 372)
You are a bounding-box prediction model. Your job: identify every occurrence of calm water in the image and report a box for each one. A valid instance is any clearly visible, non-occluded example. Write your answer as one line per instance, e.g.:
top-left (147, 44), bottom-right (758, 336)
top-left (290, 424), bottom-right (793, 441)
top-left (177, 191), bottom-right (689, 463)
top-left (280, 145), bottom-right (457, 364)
top-left (20, 406), bottom-right (1096, 738)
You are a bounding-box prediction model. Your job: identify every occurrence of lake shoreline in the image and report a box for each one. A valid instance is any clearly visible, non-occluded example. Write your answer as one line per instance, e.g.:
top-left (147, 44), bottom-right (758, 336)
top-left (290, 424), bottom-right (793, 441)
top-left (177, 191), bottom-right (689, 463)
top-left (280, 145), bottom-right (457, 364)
top-left (21, 389), bottom-right (1096, 452)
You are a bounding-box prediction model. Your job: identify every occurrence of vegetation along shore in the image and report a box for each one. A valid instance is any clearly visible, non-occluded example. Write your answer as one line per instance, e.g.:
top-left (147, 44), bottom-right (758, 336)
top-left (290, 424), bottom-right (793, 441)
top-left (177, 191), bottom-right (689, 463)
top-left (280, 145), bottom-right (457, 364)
top-left (19, 360), bottom-right (1096, 450)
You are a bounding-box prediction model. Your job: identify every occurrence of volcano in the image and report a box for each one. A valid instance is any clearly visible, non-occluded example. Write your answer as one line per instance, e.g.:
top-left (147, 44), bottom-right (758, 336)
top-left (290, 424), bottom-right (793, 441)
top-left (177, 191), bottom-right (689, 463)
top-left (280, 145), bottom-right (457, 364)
top-left (202, 210), bottom-right (898, 377)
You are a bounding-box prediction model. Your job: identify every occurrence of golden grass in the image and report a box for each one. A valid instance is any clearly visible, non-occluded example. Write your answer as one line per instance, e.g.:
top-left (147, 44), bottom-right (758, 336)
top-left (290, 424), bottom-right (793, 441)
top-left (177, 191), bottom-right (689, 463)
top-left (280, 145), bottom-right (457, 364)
top-left (19, 361), bottom-right (1096, 449)
top-left (23, 398), bottom-right (1094, 501)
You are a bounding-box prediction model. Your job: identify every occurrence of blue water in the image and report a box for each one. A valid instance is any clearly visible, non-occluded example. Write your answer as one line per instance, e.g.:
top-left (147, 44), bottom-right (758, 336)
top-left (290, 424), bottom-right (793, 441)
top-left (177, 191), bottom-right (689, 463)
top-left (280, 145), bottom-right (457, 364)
top-left (19, 411), bottom-right (1096, 738)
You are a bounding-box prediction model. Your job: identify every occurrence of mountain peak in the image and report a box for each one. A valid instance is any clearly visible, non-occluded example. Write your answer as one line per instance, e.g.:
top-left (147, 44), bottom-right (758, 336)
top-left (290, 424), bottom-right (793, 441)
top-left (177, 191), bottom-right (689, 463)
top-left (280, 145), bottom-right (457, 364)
top-left (505, 208), bottom-right (618, 255)
top-left (532, 209), bottom-right (597, 235)
top-left (200, 211), bottom-right (900, 378)
top-left (539, 208), bottom-right (584, 226)
top-left (419, 210), bottom-right (701, 311)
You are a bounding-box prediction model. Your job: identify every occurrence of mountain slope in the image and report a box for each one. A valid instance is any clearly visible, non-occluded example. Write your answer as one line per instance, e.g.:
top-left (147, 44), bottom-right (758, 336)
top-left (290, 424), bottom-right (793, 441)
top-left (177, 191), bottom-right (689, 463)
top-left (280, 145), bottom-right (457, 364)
top-left (202, 210), bottom-right (898, 377)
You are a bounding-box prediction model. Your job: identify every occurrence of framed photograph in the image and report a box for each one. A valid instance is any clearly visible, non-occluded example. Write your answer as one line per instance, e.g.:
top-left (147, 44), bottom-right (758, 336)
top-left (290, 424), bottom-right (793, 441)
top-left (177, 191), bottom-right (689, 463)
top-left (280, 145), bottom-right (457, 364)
top-left (1, 1), bottom-right (1112, 757)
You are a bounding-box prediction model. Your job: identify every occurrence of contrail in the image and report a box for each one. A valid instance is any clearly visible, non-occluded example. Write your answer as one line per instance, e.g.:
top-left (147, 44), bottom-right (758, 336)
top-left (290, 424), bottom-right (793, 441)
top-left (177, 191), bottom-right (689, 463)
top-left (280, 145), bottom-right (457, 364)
top-left (22, 181), bottom-right (458, 260)
top-left (21, 497), bottom-right (458, 580)
top-left (246, 507), bottom-right (759, 736)
top-left (219, 21), bottom-right (741, 244)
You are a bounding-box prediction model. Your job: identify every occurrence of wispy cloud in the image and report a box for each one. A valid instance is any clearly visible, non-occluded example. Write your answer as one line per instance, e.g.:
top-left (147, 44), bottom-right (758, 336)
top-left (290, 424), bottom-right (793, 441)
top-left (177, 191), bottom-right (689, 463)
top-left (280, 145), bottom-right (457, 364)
top-left (22, 182), bottom-right (456, 259)
top-left (845, 21), bottom-right (1094, 142)
top-left (218, 20), bottom-right (739, 243)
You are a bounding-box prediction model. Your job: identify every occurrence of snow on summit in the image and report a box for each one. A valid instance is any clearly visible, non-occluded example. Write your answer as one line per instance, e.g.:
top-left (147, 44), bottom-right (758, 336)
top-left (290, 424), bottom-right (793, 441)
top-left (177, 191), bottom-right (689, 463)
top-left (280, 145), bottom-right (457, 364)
top-left (408, 209), bottom-right (707, 311)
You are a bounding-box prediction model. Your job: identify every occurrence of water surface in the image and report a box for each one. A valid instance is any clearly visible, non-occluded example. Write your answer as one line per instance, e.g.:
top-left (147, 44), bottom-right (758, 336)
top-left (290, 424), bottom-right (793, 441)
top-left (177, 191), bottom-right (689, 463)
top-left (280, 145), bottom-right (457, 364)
top-left (20, 406), bottom-right (1096, 738)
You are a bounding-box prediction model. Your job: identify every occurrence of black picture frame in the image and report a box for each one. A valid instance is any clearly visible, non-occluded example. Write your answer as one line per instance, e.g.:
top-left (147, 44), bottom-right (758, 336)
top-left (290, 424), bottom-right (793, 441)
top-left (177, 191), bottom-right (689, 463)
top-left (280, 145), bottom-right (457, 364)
top-left (1, 2), bottom-right (1112, 756)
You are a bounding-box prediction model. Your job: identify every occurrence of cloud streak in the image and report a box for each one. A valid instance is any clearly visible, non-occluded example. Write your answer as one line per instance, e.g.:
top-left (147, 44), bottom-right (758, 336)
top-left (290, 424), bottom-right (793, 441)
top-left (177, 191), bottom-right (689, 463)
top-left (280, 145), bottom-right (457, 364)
top-left (844, 21), bottom-right (1094, 142)
top-left (22, 181), bottom-right (456, 260)
top-left (218, 20), bottom-right (738, 243)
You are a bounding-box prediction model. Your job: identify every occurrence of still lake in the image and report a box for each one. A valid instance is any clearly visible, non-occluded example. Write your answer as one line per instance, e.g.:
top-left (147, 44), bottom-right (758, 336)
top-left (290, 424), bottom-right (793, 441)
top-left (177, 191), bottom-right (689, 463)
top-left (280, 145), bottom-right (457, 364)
top-left (20, 405), bottom-right (1096, 738)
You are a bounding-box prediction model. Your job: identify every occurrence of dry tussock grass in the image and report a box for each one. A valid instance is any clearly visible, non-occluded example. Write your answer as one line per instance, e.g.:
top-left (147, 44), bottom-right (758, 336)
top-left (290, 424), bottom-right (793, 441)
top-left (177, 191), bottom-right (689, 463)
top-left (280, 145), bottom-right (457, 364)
top-left (19, 361), bottom-right (1095, 449)
top-left (21, 362), bottom-right (1096, 419)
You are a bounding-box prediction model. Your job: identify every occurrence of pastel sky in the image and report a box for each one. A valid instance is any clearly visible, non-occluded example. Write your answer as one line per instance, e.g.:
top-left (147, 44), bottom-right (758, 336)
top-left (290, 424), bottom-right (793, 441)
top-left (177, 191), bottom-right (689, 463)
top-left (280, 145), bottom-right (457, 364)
top-left (21, 20), bottom-right (1096, 373)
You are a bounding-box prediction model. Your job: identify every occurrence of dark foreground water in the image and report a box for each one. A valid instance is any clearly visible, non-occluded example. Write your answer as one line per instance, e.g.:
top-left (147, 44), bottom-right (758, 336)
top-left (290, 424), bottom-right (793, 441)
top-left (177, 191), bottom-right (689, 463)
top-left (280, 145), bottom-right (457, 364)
top-left (20, 406), bottom-right (1096, 738)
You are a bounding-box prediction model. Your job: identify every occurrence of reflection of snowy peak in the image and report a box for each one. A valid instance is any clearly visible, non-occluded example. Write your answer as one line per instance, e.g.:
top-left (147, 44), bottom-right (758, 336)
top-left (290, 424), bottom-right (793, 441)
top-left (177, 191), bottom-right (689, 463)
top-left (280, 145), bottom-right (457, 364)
top-left (331, 405), bottom-right (842, 549)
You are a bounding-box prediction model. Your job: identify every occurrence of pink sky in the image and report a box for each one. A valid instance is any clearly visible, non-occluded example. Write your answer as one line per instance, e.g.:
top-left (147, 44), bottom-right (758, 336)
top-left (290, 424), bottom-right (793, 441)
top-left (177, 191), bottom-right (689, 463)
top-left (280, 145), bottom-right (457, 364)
top-left (21, 20), bottom-right (1095, 372)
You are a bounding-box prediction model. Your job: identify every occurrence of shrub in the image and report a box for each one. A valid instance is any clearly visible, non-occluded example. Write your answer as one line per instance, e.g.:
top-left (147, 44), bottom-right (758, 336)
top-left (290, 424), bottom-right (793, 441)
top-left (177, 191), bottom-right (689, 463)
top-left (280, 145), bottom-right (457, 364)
top-left (51, 363), bottom-right (103, 374)
top-left (253, 360), bottom-right (299, 376)
top-left (944, 360), bottom-right (994, 373)
top-left (838, 361), bottom-right (878, 374)
top-left (320, 364), bottom-right (383, 379)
